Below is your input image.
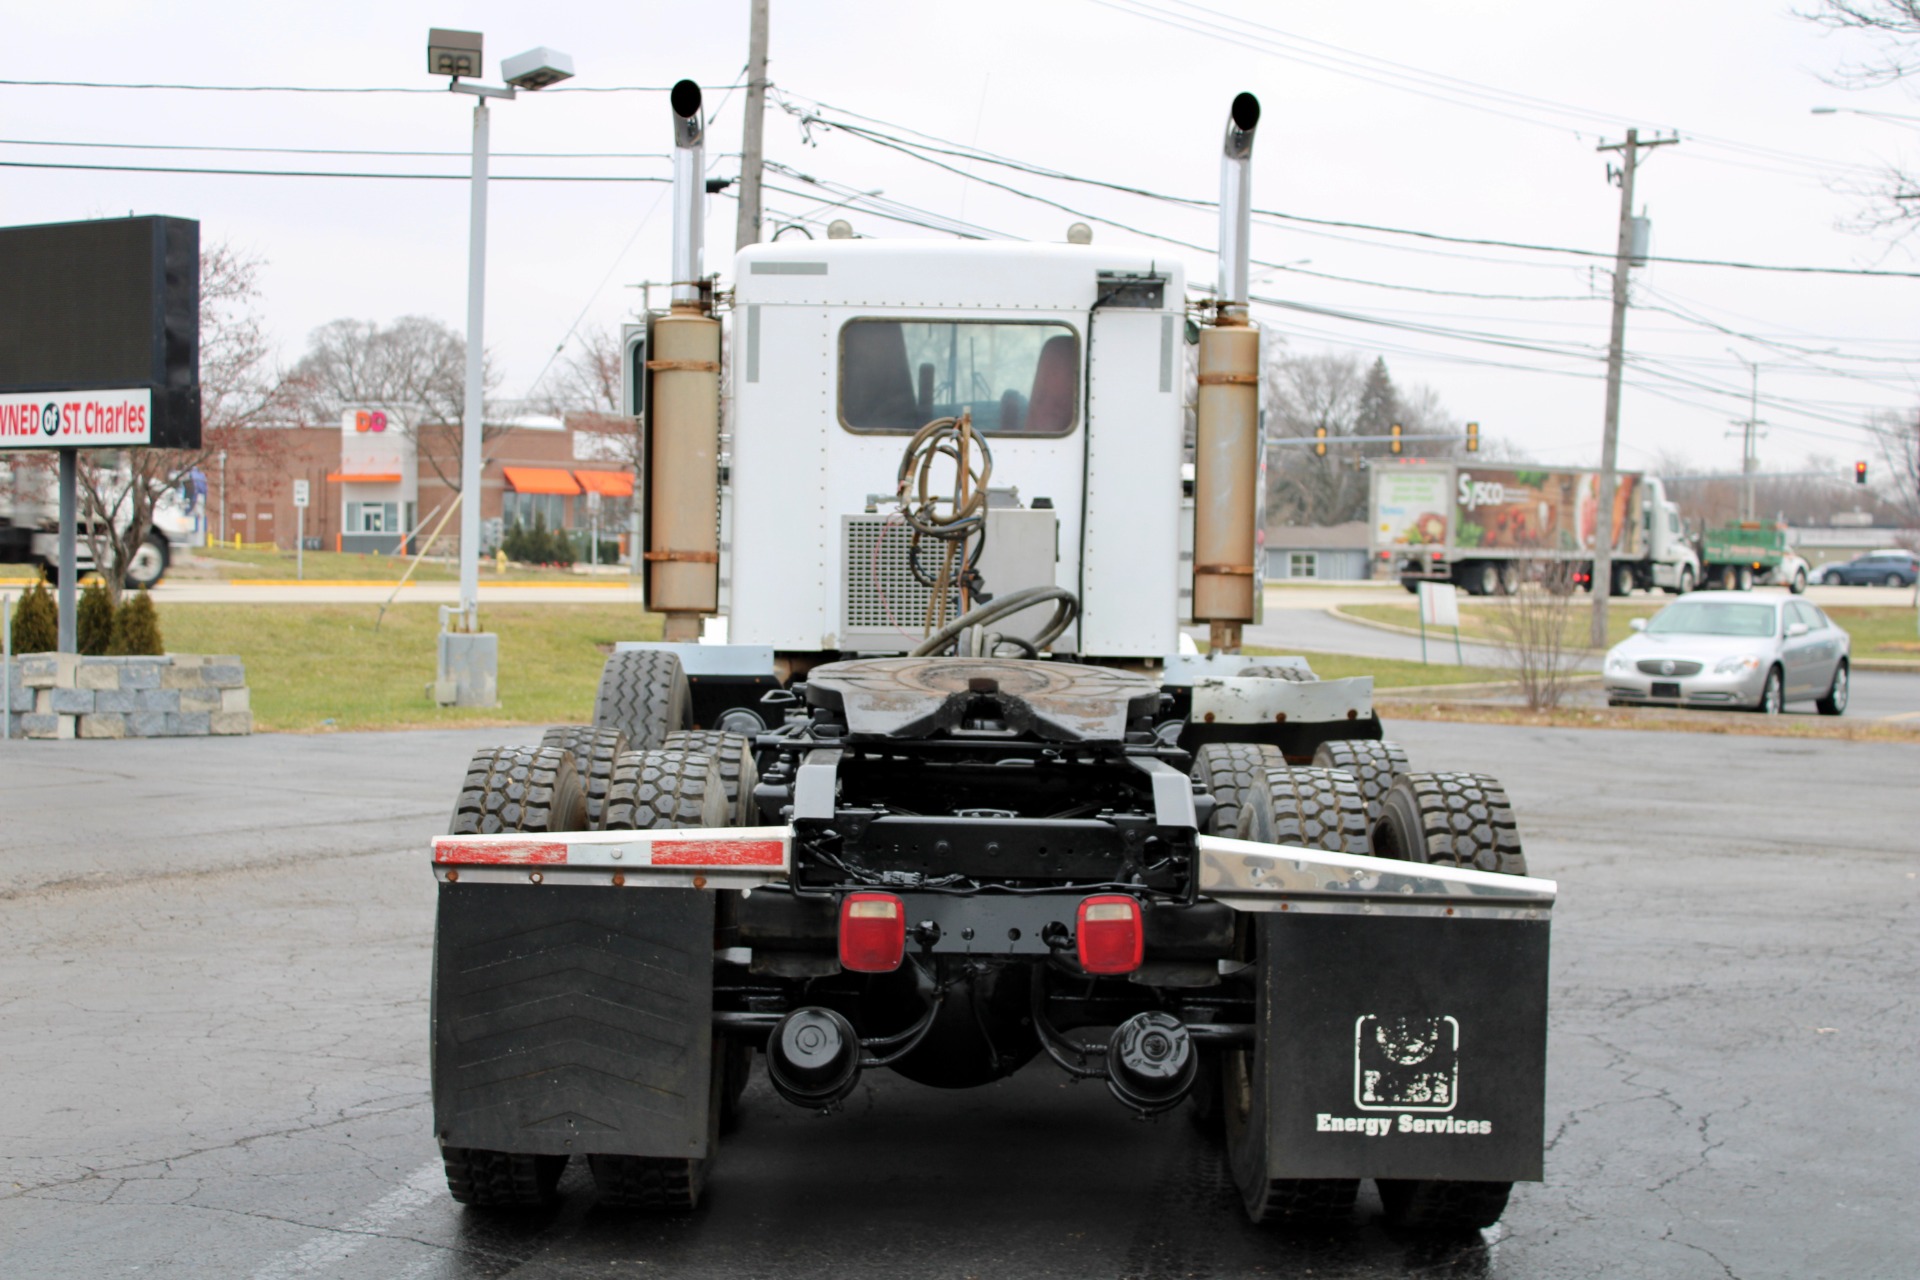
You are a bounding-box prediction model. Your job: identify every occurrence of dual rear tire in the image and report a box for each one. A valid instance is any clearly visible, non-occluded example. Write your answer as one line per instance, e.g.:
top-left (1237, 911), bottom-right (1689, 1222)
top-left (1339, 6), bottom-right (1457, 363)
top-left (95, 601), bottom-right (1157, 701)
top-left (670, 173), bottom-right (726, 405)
top-left (1201, 758), bottom-right (1525, 1234)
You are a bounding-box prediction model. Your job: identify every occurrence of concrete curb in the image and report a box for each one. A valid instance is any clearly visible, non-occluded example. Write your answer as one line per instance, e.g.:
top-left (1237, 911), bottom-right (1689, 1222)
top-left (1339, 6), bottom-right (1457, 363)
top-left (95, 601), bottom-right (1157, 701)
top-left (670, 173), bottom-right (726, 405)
top-left (1377, 674), bottom-right (1605, 699)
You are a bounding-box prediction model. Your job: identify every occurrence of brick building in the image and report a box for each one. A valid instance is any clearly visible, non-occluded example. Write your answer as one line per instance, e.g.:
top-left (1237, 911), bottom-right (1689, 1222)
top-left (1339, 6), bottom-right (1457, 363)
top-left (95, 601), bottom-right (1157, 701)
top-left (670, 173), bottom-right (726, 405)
top-left (207, 411), bottom-right (636, 557)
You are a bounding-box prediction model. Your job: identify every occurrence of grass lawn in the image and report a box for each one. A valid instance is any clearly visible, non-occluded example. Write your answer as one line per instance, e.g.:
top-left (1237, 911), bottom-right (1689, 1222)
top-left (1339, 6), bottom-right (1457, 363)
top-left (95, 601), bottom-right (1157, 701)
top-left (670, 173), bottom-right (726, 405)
top-left (140, 600), bottom-right (1485, 734)
top-left (1241, 647), bottom-right (1489, 688)
top-left (157, 602), bottom-right (661, 732)
top-left (1347, 598), bottom-right (1677, 651)
top-left (1823, 607), bottom-right (1920, 660)
top-left (1346, 598), bottom-right (1919, 661)
top-left (182, 546), bottom-right (594, 583)
top-left (0, 547), bottom-right (601, 584)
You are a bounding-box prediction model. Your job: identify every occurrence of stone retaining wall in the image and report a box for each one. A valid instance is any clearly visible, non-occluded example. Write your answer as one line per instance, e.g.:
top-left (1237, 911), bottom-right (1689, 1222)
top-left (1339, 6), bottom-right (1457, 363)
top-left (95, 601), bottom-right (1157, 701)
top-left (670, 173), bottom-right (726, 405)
top-left (3, 654), bottom-right (252, 740)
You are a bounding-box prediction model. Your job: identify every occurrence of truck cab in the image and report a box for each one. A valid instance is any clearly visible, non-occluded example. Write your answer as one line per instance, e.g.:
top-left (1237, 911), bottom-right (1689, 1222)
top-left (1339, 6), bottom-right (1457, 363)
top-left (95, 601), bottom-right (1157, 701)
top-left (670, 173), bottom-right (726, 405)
top-left (726, 240), bottom-right (1186, 660)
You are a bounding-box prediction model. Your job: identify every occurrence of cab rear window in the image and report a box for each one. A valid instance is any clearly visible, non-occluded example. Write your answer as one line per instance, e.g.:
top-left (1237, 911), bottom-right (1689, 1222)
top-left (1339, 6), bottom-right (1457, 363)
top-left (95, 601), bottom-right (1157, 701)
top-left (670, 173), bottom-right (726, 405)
top-left (838, 319), bottom-right (1079, 435)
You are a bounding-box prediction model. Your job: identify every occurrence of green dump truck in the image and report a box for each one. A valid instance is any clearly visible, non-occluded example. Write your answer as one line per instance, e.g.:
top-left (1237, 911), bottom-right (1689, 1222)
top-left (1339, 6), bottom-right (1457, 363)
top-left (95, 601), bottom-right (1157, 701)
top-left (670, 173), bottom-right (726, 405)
top-left (1699, 521), bottom-right (1809, 593)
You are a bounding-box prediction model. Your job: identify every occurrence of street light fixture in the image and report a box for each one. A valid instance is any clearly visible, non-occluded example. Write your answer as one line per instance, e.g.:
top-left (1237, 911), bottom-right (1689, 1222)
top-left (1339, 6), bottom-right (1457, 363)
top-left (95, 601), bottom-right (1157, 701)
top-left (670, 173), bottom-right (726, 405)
top-left (1810, 105), bottom-right (1920, 127)
top-left (427, 28), bottom-right (574, 706)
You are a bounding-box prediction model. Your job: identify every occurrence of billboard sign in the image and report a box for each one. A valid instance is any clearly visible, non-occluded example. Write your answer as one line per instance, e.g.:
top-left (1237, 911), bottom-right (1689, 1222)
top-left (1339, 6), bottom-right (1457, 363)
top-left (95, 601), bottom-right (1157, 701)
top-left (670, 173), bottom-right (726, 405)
top-left (0, 216), bottom-right (200, 450)
top-left (0, 388), bottom-right (152, 448)
top-left (1374, 468), bottom-right (1452, 549)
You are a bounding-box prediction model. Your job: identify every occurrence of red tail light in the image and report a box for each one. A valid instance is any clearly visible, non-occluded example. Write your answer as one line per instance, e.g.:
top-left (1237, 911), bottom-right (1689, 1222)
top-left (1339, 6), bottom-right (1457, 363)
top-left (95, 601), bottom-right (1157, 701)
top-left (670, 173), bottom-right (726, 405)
top-left (839, 892), bottom-right (906, 972)
top-left (1077, 895), bottom-right (1144, 975)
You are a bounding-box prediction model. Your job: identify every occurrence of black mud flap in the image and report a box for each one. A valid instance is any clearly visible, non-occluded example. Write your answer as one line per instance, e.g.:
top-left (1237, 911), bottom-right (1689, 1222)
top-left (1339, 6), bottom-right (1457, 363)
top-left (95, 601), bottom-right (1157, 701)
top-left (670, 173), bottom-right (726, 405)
top-left (431, 883), bottom-right (715, 1160)
top-left (1258, 912), bottom-right (1548, 1182)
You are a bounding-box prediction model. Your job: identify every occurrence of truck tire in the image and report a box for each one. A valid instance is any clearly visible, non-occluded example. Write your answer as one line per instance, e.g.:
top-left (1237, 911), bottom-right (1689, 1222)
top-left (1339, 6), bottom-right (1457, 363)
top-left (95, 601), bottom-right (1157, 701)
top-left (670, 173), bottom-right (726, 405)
top-left (1232, 765), bottom-right (1370, 855)
top-left (448, 744), bottom-right (589, 836)
top-left (592, 747), bottom-right (729, 1210)
top-left (1672, 565), bottom-right (1695, 596)
top-left (1458, 561), bottom-right (1496, 597)
top-left (1791, 568), bottom-right (1807, 595)
top-left (1497, 563), bottom-right (1520, 596)
top-left (1377, 1179), bottom-right (1513, 1233)
top-left (1612, 563), bottom-right (1634, 597)
top-left (1222, 766), bottom-right (1370, 1224)
top-left (602, 748), bottom-right (730, 832)
top-left (540, 725), bottom-right (629, 828)
top-left (438, 744), bottom-right (589, 1207)
top-left (1369, 772), bottom-right (1525, 1231)
top-left (123, 535), bottom-right (168, 590)
top-left (1236, 664), bottom-right (1315, 682)
top-left (662, 729), bottom-right (759, 824)
top-left (1310, 739), bottom-right (1411, 824)
top-left (592, 650), bottom-right (689, 750)
top-left (1370, 772), bottom-right (1526, 877)
top-left (441, 1146), bottom-right (568, 1209)
top-left (1192, 742), bottom-right (1288, 848)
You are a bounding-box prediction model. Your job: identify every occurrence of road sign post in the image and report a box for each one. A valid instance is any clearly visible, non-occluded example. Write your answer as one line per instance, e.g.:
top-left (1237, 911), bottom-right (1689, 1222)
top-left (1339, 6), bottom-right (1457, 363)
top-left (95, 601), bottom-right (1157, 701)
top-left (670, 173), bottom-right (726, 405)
top-left (292, 479), bottom-right (310, 582)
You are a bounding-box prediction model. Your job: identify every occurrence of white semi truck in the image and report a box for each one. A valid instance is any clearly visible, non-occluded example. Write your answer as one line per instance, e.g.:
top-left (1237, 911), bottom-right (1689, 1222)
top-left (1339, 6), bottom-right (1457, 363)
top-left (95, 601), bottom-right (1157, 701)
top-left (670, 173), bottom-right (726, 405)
top-left (427, 84), bottom-right (1556, 1236)
top-left (0, 456), bottom-right (178, 588)
top-left (1373, 461), bottom-right (1700, 596)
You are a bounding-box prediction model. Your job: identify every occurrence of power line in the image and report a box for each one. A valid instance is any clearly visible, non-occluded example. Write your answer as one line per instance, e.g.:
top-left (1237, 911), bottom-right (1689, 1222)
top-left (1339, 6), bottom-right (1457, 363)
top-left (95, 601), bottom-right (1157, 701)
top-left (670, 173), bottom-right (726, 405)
top-left (1091, 0), bottom-right (1861, 184)
top-left (0, 77), bottom-right (736, 95)
top-left (0, 136), bottom-right (674, 160)
top-left (785, 94), bottom-right (1920, 279)
top-left (0, 158), bottom-right (671, 182)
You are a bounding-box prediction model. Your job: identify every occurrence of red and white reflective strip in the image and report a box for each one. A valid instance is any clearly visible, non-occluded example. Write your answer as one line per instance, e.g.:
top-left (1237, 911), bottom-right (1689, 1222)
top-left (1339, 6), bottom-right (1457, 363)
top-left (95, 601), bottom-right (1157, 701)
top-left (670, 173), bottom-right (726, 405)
top-left (432, 825), bottom-right (792, 872)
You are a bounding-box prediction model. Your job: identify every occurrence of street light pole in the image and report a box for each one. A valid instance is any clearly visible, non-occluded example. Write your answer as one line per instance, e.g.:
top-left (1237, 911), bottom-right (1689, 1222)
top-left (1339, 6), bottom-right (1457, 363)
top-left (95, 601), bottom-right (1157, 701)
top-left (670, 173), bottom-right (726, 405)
top-left (454, 88), bottom-right (499, 636)
top-left (428, 28), bottom-right (574, 706)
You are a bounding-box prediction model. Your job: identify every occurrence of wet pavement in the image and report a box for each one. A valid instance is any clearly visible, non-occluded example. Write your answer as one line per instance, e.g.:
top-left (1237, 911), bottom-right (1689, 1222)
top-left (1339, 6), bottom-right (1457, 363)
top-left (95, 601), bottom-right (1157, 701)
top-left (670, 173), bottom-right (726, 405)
top-left (2, 721), bottom-right (1916, 1278)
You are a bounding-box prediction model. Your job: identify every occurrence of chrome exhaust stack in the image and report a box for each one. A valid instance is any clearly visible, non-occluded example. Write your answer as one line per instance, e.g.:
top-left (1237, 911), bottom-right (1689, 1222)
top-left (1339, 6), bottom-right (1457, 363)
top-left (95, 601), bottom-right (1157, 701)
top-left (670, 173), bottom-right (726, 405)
top-left (669, 78), bottom-right (705, 312)
top-left (1216, 91), bottom-right (1259, 325)
top-left (1192, 92), bottom-right (1263, 653)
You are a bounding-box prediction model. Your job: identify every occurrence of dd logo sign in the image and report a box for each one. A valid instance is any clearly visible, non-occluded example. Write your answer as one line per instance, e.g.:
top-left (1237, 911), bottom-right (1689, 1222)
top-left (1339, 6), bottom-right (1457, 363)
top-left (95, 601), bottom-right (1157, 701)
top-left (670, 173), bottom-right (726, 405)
top-left (355, 410), bottom-right (388, 433)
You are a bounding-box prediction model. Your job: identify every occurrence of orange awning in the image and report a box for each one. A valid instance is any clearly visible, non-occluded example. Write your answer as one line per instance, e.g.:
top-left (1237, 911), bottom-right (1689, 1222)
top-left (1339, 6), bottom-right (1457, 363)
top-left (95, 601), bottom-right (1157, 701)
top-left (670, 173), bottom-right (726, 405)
top-left (327, 472), bottom-right (403, 483)
top-left (502, 466), bottom-right (581, 495)
top-left (574, 469), bottom-right (634, 498)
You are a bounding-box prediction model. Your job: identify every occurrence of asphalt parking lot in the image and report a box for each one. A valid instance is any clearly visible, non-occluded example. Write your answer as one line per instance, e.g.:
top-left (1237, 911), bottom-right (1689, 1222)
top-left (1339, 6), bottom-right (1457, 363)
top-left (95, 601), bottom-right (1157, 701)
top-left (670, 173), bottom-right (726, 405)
top-left (2, 721), bottom-right (1916, 1278)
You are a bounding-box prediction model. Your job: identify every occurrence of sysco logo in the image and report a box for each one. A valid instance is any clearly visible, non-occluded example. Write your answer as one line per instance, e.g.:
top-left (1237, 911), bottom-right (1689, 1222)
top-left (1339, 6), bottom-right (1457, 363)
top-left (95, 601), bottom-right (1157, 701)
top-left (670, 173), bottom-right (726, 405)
top-left (354, 410), bottom-right (389, 433)
top-left (1457, 474), bottom-right (1509, 511)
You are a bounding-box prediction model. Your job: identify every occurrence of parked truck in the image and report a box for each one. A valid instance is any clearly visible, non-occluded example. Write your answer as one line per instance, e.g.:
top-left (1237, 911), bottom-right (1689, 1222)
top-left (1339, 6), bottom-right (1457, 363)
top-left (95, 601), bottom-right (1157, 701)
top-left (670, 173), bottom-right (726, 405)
top-left (1373, 461), bottom-right (1699, 596)
top-left (426, 85), bottom-right (1555, 1236)
top-left (0, 456), bottom-right (178, 587)
top-left (1698, 520), bottom-right (1808, 593)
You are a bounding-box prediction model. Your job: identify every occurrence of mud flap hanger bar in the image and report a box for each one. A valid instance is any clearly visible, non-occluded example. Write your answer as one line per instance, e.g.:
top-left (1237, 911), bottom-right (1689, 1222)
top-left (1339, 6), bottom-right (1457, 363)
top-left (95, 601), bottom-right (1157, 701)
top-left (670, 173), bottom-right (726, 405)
top-left (430, 826), bottom-right (793, 890)
top-left (1195, 834), bottom-right (1556, 919)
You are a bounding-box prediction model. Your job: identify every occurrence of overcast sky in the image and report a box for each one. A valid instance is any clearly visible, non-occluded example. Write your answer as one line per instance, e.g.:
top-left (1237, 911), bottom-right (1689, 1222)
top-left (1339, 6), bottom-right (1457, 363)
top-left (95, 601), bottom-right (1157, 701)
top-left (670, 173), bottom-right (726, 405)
top-left (7, 0), bottom-right (1917, 479)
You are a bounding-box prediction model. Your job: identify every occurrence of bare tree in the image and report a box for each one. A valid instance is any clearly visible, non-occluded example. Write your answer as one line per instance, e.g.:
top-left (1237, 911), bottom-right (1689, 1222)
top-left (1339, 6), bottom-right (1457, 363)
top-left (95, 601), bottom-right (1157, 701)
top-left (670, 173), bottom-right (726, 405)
top-left (1805, 2), bottom-right (1920, 232)
top-left (1265, 352), bottom-right (1458, 526)
top-left (1486, 559), bottom-right (1583, 711)
top-left (288, 315), bottom-right (498, 491)
top-left (1868, 406), bottom-right (1920, 525)
top-left (536, 323), bottom-right (624, 416)
top-left (73, 243), bottom-right (299, 602)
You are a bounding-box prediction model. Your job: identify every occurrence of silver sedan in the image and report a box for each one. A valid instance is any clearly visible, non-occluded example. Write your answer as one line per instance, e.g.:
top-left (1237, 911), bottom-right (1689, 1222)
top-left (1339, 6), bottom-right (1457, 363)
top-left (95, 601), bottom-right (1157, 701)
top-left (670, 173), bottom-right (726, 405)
top-left (1604, 593), bottom-right (1851, 715)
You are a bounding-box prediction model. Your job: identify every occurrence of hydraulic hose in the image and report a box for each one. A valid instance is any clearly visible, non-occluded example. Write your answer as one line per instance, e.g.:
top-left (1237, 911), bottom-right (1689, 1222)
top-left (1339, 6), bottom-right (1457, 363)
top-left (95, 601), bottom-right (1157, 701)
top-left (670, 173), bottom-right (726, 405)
top-left (908, 585), bottom-right (1080, 658)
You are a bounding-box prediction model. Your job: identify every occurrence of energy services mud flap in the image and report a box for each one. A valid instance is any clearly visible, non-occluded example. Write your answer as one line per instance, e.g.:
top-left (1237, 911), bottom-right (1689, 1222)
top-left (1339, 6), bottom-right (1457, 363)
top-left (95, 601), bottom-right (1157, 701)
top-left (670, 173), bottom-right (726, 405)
top-left (1197, 835), bottom-right (1554, 1182)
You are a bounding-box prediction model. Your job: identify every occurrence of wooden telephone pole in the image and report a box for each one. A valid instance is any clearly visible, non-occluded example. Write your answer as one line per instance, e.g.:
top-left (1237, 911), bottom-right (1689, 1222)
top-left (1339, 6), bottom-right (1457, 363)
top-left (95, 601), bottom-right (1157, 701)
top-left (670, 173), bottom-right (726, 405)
top-left (1590, 128), bottom-right (1676, 650)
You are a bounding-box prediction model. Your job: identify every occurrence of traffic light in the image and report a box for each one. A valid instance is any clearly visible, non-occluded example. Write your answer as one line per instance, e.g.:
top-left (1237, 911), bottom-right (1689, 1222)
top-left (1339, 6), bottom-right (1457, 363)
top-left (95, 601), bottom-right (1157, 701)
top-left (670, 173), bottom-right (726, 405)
top-left (1466, 421), bottom-right (1479, 453)
top-left (1314, 425), bottom-right (1327, 456)
top-left (1855, 460), bottom-right (1868, 485)
top-left (1389, 423), bottom-right (1403, 455)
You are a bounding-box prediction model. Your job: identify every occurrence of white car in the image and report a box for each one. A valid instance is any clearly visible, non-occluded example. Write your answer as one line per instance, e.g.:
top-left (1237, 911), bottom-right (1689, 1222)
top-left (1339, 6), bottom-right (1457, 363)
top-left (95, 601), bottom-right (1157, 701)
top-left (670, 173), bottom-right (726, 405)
top-left (1604, 593), bottom-right (1850, 715)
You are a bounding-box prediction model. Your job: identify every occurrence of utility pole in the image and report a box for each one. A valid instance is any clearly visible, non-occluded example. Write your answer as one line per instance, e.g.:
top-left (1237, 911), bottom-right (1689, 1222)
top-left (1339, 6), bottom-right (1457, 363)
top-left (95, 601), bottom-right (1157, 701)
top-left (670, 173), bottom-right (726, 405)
top-left (1589, 128), bottom-right (1676, 650)
top-left (1727, 351), bottom-right (1765, 521)
top-left (734, 0), bottom-right (771, 251)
